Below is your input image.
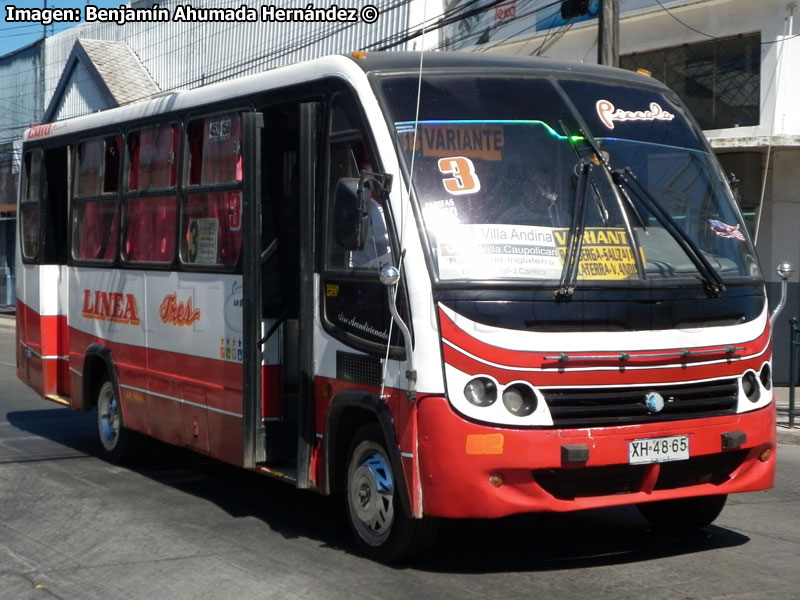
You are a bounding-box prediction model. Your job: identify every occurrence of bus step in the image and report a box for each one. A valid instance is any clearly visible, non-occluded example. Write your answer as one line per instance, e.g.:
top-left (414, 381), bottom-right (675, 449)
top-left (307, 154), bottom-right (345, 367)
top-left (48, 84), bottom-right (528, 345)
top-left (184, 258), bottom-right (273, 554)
top-left (256, 464), bottom-right (297, 483)
top-left (44, 394), bottom-right (71, 407)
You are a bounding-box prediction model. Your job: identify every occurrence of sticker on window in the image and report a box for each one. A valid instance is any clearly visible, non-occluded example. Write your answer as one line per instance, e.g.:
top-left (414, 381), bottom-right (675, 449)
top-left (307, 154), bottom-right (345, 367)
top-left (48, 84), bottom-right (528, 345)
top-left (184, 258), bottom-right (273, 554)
top-left (435, 225), bottom-right (643, 281)
top-left (436, 224), bottom-right (563, 280)
top-left (208, 118), bottom-right (232, 140)
top-left (709, 219), bottom-right (745, 242)
top-left (227, 193), bottom-right (242, 231)
top-left (595, 99), bottom-right (675, 130)
top-left (438, 156), bottom-right (481, 195)
top-left (552, 228), bottom-right (643, 279)
top-left (187, 218), bottom-right (219, 263)
top-left (400, 124), bottom-right (504, 161)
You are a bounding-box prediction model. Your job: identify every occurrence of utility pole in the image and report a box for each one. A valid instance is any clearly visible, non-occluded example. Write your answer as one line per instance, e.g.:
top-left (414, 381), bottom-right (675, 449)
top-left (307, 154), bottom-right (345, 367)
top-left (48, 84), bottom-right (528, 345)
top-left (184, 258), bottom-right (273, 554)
top-left (597, 0), bottom-right (619, 67)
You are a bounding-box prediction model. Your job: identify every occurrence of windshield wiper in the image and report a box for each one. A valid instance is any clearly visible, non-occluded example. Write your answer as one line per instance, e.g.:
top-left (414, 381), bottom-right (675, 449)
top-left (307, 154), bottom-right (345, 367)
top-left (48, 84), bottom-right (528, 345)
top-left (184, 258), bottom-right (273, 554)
top-left (568, 127), bottom-right (648, 283)
top-left (614, 167), bottom-right (726, 297)
top-left (559, 120), bottom-right (610, 226)
top-left (556, 162), bottom-right (591, 297)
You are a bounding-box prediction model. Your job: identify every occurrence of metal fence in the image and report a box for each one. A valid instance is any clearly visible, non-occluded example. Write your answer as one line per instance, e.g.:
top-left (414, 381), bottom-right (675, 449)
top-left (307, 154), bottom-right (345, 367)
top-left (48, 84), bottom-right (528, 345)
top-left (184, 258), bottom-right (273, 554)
top-left (789, 317), bottom-right (800, 428)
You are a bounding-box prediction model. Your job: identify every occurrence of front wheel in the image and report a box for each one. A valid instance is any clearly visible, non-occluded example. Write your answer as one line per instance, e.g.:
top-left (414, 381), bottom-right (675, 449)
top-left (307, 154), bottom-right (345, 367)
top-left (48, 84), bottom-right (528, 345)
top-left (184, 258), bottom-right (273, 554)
top-left (96, 379), bottom-right (140, 463)
top-left (345, 424), bottom-right (437, 563)
top-left (637, 494), bottom-right (728, 530)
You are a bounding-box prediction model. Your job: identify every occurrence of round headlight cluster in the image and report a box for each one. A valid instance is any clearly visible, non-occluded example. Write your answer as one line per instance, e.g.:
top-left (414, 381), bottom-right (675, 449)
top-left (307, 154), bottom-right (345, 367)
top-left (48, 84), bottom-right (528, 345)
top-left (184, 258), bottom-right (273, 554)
top-left (464, 377), bottom-right (497, 407)
top-left (741, 370), bottom-right (760, 403)
top-left (759, 363), bottom-right (772, 391)
top-left (464, 377), bottom-right (538, 417)
top-left (502, 384), bottom-right (538, 417)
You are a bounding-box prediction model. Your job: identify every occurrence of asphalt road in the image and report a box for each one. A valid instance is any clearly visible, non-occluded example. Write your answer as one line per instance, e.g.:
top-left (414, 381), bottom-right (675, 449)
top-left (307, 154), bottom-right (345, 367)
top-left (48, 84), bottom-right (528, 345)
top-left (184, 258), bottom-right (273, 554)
top-left (2, 318), bottom-right (800, 600)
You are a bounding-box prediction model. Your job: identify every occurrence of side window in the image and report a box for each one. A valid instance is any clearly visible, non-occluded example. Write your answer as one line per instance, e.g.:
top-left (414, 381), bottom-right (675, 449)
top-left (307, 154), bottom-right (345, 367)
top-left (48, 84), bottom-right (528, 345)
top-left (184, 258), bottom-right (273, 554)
top-left (321, 93), bottom-right (404, 354)
top-left (127, 124), bottom-right (178, 191)
top-left (326, 121), bottom-right (392, 272)
top-left (20, 149), bottom-right (43, 260)
top-left (181, 113), bottom-right (243, 267)
top-left (72, 136), bottom-right (121, 262)
top-left (186, 113), bottom-right (242, 185)
top-left (123, 125), bottom-right (179, 264)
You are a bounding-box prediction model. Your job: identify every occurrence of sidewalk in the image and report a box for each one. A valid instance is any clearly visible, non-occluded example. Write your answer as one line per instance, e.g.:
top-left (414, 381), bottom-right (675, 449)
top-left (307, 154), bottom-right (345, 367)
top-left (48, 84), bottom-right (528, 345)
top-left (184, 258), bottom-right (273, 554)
top-left (775, 387), bottom-right (800, 445)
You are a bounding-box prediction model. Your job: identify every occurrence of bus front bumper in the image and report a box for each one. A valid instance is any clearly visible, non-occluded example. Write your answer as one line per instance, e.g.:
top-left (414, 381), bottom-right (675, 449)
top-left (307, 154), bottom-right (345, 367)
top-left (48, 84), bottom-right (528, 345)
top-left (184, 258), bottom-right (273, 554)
top-left (416, 396), bottom-right (776, 519)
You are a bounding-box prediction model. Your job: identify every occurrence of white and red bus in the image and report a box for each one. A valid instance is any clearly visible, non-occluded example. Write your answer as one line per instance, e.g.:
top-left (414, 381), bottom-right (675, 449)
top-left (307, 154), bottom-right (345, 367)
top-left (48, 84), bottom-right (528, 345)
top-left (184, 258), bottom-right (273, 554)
top-left (16, 52), bottom-right (784, 562)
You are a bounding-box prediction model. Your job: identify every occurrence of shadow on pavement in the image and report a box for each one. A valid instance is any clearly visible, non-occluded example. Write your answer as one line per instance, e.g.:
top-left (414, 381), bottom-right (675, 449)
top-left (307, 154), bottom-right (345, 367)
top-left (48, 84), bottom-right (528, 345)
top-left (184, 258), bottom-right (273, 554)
top-left (6, 407), bottom-right (750, 572)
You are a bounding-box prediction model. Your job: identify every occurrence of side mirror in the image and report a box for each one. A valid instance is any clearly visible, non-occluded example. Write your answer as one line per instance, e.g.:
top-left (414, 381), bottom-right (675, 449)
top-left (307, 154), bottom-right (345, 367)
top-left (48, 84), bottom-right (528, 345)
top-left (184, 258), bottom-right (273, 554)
top-left (770, 261), bottom-right (795, 326)
top-left (333, 177), bottom-right (370, 251)
top-left (379, 265), bottom-right (400, 286)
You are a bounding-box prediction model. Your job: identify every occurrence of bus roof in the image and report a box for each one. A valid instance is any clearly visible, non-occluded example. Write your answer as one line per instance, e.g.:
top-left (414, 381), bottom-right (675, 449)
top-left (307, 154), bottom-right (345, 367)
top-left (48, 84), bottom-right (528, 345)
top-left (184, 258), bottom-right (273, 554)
top-left (23, 51), bottom-right (661, 144)
top-left (344, 50), bottom-right (653, 86)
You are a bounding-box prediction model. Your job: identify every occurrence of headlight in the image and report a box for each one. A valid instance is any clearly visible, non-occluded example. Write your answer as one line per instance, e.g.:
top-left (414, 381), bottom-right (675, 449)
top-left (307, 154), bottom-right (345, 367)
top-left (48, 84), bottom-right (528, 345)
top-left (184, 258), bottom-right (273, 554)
top-left (464, 377), bottom-right (497, 407)
top-left (759, 363), bottom-right (772, 391)
top-left (742, 371), bottom-right (760, 403)
top-left (502, 384), bottom-right (537, 417)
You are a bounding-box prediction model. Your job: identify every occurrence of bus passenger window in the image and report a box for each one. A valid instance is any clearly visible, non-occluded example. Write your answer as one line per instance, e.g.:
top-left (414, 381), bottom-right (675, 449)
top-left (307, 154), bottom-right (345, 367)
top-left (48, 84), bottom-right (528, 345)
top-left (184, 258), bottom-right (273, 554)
top-left (127, 125), bottom-right (178, 191)
top-left (123, 125), bottom-right (179, 264)
top-left (72, 136), bottom-right (121, 262)
top-left (73, 200), bottom-right (119, 261)
top-left (180, 192), bottom-right (242, 266)
top-left (186, 114), bottom-right (242, 186)
top-left (20, 149), bottom-right (43, 260)
top-left (75, 137), bottom-right (120, 197)
top-left (123, 196), bottom-right (177, 263)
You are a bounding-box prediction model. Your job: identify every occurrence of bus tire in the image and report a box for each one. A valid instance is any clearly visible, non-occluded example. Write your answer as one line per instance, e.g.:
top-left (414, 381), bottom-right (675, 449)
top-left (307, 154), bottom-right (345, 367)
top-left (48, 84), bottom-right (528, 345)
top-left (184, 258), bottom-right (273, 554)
top-left (637, 494), bottom-right (728, 530)
top-left (345, 423), bottom-right (437, 563)
top-left (96, 379), bottom-right (139, 463)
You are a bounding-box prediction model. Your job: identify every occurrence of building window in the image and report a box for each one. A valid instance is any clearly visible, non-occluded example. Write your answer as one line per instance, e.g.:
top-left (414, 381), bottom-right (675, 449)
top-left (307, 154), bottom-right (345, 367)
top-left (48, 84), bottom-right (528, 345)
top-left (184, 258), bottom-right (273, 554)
top-left (716, 151), bottom-right (762, 237)
top-left (620, 33), bottom-right (760, 131)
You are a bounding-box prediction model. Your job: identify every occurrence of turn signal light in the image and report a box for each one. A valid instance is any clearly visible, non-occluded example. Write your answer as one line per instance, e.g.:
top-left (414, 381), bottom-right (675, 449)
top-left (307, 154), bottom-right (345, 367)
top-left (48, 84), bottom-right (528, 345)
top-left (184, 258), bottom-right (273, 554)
top-left (489, 473), bottom-right (505, 487)
top-left (759, 448), bottom-right (773, 462)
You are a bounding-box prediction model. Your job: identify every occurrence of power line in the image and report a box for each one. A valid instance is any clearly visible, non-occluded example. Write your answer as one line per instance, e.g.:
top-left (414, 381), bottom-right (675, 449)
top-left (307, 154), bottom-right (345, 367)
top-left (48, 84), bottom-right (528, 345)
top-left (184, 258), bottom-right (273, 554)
top-left (652, 0), bottom-right (717, 39)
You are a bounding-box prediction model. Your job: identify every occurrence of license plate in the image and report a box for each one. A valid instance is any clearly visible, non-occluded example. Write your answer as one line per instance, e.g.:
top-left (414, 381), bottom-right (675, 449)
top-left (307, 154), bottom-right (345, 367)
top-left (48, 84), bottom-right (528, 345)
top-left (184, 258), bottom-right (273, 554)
top-left (629, 435), bottom-right (689, 465)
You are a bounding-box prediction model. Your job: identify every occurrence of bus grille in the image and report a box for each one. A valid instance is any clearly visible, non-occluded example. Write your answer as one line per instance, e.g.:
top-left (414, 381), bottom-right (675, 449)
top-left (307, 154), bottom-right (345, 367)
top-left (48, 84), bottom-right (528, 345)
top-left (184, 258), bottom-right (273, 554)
top-left (542, 379), bottom-right (739, 428)
top-left (532, 451), bottom-right (746, 500)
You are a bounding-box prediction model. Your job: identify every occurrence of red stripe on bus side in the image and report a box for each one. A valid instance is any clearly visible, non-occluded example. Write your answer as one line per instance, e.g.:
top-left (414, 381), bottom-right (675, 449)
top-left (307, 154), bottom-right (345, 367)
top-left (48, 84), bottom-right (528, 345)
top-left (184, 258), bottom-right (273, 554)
top-left (69, 327), bottom-right (244, 415)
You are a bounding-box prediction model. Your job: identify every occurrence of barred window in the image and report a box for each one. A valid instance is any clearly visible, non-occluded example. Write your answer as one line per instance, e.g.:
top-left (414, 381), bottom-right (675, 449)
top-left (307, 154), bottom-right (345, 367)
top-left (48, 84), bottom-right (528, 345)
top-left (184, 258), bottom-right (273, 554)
top-left (620, 33), bottom-right (760, 130)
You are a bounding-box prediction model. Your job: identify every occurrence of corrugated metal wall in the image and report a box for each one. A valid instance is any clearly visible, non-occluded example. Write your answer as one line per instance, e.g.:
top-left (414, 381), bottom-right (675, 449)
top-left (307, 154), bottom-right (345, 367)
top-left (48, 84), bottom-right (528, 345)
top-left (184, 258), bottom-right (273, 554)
top-left (43, 0), bottom-right (415, 114)
top-left (0, 45), bottom-right (39, 304)
top-left (0, 44), bottom-right (42, 146)
top-left (53, 62), bottom-right (111, 122)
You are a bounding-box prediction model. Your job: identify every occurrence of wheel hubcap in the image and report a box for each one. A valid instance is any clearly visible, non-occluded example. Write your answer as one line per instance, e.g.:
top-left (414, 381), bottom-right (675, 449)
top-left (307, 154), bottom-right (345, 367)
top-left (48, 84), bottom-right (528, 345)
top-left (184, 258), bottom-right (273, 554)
top-left (98, 389), bottom-right (120, 450)
top-left (349, 450), bottom-right (395, 546)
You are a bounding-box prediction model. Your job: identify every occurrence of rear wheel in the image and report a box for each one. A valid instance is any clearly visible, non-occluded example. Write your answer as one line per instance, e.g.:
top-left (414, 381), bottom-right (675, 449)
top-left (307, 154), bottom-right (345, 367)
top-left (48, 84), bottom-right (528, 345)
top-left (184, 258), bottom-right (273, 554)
top-left (96, 379), bottom-right (139, 463)
top-left (345, 423), bottom-right (437, 563)
top-left (637, 494), bottom-right (728, 530)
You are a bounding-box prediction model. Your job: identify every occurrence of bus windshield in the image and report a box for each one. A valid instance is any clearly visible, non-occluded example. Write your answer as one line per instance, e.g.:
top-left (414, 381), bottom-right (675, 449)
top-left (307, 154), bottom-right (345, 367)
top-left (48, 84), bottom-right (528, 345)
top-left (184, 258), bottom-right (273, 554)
top-left (375, 74), bottom-right (761, 287)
